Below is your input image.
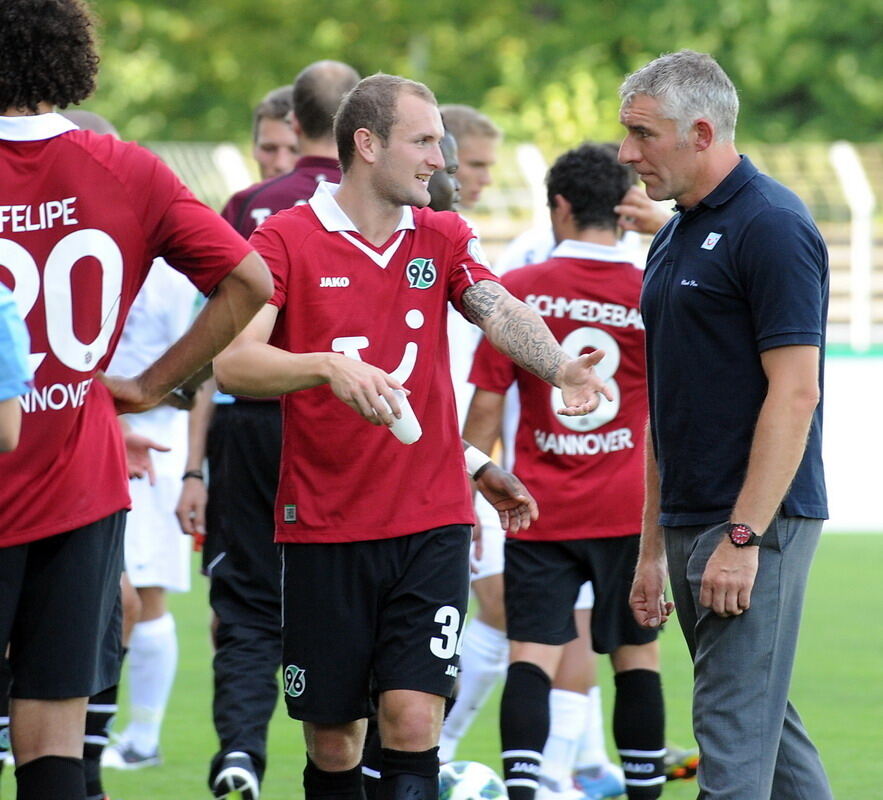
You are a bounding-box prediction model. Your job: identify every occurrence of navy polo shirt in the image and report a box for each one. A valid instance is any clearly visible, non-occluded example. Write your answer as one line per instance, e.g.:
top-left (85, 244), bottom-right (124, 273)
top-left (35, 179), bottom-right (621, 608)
top-left (641, 156), bottom-right (828, 527)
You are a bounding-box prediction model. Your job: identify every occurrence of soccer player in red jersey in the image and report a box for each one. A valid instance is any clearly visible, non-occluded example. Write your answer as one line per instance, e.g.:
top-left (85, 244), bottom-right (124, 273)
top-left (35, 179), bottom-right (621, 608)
top-left (177, 60), bottom-right (361, 800)
top-left (465, 144), bottom-right (666, 800)
top-left (0, 2), bottom-right (271, 798)
top-left (214, 74), bottom-right (609, 800)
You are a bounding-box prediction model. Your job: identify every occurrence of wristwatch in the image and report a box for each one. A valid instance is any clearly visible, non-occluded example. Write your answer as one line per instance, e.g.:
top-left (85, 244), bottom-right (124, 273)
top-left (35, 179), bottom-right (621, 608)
top-left (727, 522), bottom-right (761, 547)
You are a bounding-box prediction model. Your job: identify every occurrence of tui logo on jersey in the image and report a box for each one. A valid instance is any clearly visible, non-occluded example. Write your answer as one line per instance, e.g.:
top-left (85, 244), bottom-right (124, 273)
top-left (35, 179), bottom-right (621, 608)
top-left (406, 258), bottom-right (437, 289)
top-left (283, 665), bottom-right (306, 698)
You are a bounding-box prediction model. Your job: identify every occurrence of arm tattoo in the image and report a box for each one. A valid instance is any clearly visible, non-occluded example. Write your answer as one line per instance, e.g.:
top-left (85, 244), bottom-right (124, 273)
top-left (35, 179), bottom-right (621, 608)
top-left (462, 281), bottom-right (566, 385)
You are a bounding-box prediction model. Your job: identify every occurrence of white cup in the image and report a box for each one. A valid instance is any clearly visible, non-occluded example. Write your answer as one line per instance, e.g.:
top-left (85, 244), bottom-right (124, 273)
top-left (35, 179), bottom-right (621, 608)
top-left (381, 389), bottom-right (422, 445)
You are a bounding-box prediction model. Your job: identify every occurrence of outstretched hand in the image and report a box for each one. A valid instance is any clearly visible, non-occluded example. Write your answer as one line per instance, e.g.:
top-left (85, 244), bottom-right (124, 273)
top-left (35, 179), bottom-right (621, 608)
top-left (556, 351), bottom-right (613, 416)
top-left (475, 463), bottom-right (539, 533)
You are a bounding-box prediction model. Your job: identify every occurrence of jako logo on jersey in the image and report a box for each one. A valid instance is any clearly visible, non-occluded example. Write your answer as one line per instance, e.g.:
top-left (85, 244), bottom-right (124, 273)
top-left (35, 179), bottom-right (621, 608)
top-left (701, 231), bottom-right (722, 250)
top-left (320, 276), bottom-right (350, 287)
top-left (445, 664), bottom-right (459, 677)
top-left (284, 665), bottom-right (306, 698)
top-left (406, 258), bottom-right (437, 289)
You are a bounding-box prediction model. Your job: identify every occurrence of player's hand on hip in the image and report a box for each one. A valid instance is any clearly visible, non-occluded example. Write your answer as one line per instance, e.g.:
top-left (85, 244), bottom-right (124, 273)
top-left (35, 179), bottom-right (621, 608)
top-left (99, 372), bottom-right (168, 415)
top-left (475, 463), bottom-right (539, 533)
top-left (700, 535), bottom-right (759, 617)
top-left (325, 354), bottom-right (405, 426)
top-left (556, 351), bottom-right (613, 416)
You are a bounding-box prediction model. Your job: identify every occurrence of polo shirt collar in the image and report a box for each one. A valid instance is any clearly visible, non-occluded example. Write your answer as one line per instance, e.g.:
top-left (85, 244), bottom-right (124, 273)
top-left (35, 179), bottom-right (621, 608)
top-left (0, 112), bottom-right (78, 142)
top-left (551, 239), bottom-right (633, 263)
top-left (696, 155), bottom-right (758, 210)
top-left (308, 181), bottom-right (415, 233)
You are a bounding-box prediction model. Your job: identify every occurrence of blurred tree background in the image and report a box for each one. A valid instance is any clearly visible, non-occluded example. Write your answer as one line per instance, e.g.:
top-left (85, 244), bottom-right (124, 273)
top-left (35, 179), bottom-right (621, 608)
top-left (87, 0), bottom-right (882, 149)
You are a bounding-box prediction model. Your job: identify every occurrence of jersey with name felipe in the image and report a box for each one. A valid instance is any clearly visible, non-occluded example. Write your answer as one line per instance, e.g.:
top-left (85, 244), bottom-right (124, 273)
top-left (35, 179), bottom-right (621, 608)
top-left (252, 181), bottom-right (499, 543)
top-left (221, 155), bottom-right (341, 239)
top-left (469, 240), bottom-right (647, 541)
top-left (0, 113), bottom-right (251, 546)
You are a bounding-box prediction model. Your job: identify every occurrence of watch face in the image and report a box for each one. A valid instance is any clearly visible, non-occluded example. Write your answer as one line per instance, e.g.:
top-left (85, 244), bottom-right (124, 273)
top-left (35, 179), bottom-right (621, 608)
top-left (729, 524), bottom-right (754, 546)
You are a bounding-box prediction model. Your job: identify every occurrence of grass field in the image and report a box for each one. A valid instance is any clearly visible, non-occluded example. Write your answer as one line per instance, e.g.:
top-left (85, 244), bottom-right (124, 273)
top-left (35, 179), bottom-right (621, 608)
top-left (4, 533), bottom-right (878, 799)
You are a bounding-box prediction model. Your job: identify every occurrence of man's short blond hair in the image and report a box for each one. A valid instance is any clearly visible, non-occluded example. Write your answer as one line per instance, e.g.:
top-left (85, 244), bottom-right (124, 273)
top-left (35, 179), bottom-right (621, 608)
top-left (439, 104), bottom-right (500, 143)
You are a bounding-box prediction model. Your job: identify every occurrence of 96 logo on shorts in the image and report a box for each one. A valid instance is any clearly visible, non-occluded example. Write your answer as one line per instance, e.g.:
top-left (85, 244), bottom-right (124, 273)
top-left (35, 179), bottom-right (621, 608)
top-left (283, 664), bottom-right (306, 698)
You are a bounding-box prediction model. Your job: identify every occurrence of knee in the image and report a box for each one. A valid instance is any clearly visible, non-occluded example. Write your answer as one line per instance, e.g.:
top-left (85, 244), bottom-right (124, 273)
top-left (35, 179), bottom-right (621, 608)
top-left (378, 691), bottom-right (444, 751)
top-left (304, 721), bottom-right (365, 771)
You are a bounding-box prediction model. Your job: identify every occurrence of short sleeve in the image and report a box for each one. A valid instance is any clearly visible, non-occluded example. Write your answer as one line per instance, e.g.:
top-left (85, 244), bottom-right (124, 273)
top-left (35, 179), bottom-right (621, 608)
top-left (444, 214), bottom-right (500, 313)
top-left (250, 225), bottom-right (290, 310)
top-left (737, 208), bottom-right (827, 351)
top-left (0, 287), bottom-right (33, 401)
top-left (468, 334), bottom-right (516, 395)
top-left (127, 145), bottom-right (252, 296)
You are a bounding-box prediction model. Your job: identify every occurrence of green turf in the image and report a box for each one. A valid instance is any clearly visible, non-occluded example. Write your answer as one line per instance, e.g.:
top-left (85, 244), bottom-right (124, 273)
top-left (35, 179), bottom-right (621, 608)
top-left (3, 533), bottom-right (878, 799)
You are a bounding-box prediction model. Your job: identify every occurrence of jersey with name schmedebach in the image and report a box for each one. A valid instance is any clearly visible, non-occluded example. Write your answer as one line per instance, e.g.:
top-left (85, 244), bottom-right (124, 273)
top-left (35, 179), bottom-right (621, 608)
top-left (469, 240), bottom-right (647, 542)
top-left (251, 181), bottom-right (499, 543)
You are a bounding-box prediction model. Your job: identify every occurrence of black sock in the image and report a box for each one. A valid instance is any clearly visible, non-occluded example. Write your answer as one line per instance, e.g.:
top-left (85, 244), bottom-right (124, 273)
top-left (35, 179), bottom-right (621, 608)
top-left (613, 669), bottom-right (666, 800)
top-left (83, 684), bottom-right (118, 800)
top-left (303, 756), bottom-right (365, 800)
top-left (15, 755), bottom-right (86, 800)
top-left (499, 661), bottom-right (551, 800)
top-left (379, 747), bottom-right (439, 800)
top-left (361, 718), bottom-right (382, 800)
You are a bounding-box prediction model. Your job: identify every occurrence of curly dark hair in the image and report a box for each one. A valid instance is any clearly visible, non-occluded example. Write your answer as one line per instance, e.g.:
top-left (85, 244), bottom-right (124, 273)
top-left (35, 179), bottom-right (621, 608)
top-left (0, 0), bottom-right (100, 111)
top-left (546, 143), bottom-right (634, 232)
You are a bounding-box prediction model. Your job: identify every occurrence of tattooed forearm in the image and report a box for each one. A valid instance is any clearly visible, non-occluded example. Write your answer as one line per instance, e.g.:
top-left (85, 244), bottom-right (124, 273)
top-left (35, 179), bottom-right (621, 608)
top-left (462, 281), bottom-right (566, 385)
top-left (461, 281), bottom-right (501, 323)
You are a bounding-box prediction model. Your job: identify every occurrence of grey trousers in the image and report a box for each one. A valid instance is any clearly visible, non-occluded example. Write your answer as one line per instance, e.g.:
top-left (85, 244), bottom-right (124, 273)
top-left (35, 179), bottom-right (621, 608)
top-left (665, 517), bottom-right (833, 800)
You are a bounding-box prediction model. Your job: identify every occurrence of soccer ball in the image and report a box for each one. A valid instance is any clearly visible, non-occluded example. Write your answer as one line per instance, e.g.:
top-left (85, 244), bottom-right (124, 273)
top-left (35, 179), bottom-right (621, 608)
top-left (439, 761), bottom-right (507, 800)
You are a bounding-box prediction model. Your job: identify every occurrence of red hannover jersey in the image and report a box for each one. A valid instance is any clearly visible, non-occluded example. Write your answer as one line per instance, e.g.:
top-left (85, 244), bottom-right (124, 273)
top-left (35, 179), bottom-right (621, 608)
top-left (0, 113), bottom-right (252, 546)
top-left (250, 181), bottom-right (499, 543)
top-left (469, 240), bottom-right (647, 541)
top-left (221, 156), bottom-right (341, 238)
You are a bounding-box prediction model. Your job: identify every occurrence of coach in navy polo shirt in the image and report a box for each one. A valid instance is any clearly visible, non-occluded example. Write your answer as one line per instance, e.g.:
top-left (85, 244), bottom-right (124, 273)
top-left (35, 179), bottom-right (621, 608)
top-left (621, 51), bottom-right (833, 800)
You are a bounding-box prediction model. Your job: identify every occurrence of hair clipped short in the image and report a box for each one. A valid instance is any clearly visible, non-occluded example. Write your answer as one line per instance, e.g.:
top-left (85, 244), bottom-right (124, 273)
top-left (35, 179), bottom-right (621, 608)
top-left (619, 50), bottom-right (739, 142)
top-left (334, 73), bottom-right (436, 172)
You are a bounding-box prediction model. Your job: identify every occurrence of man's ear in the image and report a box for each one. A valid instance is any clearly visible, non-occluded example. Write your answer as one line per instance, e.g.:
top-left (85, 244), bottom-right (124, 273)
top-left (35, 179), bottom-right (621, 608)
top-left (551, 193), bottom-right (573, 221)
top-left (693, 118), bottom-right (715, 152)
top-left (353, 127), bottom-right (379, 164)
top-left (290, 113), bottom-right (303, 138)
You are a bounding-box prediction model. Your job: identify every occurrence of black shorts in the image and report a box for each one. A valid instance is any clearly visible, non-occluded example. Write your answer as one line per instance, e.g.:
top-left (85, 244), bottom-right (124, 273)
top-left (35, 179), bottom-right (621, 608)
top-left (504, 535), bottom-right (657, 653)
top-left (0, 511), bottom-right (124, 699)
top-left (280, 524), bottom-right (471, 724)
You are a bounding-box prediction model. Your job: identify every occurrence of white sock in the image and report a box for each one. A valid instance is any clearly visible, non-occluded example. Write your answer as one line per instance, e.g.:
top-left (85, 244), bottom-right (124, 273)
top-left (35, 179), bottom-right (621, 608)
top-left (541, 689), bottom-right (589, 789)
top-left (438, 618), bottom-right (508, 762)
top-left (122, 612), bottom-right (177, 755)
top-left (574, 685), bottom-right (611, 771)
